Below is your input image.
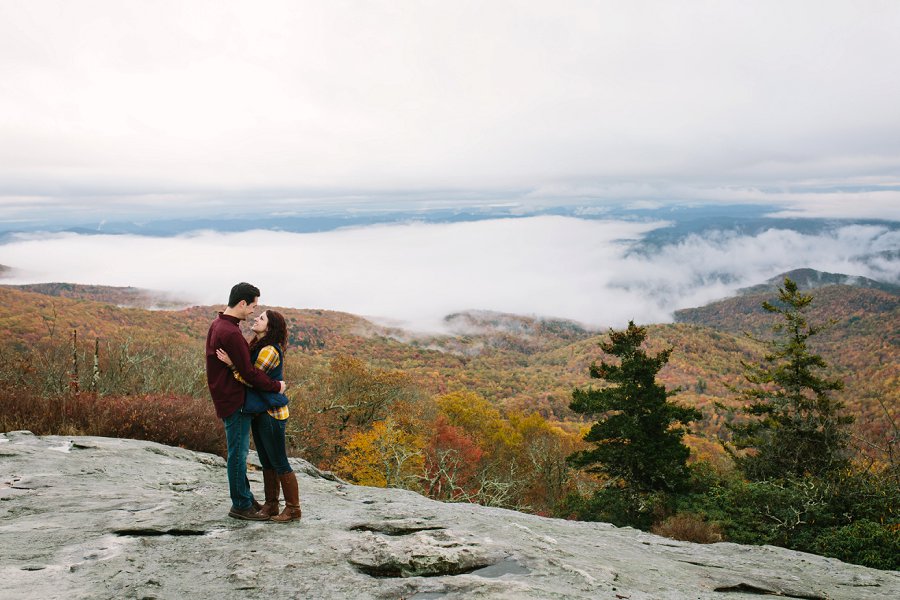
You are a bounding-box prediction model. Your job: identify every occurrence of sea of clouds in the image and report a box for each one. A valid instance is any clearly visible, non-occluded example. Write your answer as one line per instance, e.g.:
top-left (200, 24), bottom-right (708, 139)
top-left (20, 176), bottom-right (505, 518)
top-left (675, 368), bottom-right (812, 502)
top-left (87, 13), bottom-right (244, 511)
top-left (1, 216), bottom-right (896, 332)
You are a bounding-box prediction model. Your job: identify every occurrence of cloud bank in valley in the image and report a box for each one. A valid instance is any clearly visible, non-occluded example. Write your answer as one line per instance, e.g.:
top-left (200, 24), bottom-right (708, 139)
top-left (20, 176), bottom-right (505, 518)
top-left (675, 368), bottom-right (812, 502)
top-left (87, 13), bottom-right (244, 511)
top-left (1, 217), bottom-right (896, 332)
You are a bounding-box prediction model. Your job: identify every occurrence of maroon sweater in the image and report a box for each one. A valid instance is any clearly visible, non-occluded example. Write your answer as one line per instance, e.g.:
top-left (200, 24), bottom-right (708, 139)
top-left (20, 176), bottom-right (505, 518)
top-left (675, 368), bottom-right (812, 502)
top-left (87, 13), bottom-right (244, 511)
top-left (206, 313), bottom-right (281, 418)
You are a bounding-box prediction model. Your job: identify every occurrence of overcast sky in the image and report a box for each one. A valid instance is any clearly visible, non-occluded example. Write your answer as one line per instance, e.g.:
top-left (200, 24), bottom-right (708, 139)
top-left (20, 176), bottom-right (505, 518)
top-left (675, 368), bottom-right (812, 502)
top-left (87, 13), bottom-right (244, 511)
top-left (2, 1), bottom-right (900, 222)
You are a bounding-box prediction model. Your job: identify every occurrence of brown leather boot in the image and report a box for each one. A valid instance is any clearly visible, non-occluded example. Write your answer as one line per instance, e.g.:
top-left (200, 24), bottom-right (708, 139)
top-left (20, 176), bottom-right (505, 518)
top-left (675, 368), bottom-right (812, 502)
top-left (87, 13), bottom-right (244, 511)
top-left (260, 469), bottom-right (281, 517)
top-left (228, 506), bottom-right (270, 521)
top-left (271, 472), bottom-right (301, 522)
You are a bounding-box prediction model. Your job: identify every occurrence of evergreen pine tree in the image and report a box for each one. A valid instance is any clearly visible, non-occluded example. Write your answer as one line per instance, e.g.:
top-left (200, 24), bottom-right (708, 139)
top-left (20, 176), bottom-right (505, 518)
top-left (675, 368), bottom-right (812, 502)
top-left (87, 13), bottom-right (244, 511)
top-left (569, 321), bottom-right (700, 493)
top-left (727, 277), bottom-right (853, 480)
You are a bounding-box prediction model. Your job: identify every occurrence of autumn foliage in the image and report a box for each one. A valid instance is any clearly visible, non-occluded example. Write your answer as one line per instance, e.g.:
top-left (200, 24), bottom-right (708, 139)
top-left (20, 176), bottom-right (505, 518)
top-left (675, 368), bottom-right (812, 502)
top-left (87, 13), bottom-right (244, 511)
top-left (422, 415), bottom-right (485, 501)
top-left (0, 386), bottom-right (225, 456)
top-left (320, 385), bottom-right (581, 514)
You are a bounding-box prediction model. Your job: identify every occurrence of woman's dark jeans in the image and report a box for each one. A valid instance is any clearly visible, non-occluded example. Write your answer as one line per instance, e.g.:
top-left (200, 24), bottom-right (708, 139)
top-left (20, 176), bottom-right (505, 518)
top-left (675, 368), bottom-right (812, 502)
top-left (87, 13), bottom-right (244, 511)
top-left (251, 412), bottom-right (293, 475)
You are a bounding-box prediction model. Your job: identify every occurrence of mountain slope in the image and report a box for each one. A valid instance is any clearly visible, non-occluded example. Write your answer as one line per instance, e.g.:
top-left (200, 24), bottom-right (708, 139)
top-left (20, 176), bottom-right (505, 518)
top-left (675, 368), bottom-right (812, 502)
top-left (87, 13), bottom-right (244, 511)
top-left (738, 268), bottom-right (900, 296)
top-left (2, 271), bottom-right (896, 459)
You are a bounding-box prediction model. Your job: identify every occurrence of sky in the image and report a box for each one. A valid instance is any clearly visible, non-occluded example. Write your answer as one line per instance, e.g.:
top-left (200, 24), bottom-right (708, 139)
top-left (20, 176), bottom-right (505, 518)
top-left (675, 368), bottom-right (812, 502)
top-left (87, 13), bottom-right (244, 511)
top-left (1, 2), bottom-right (899, 330)
top-left (1, 0), bottom-right (900, 222)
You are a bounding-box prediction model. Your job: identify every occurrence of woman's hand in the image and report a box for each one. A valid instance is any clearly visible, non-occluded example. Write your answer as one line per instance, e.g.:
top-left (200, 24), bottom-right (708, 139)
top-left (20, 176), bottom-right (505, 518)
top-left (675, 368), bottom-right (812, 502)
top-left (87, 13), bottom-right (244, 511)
top-left (216, 348), bottom-right (233, 366)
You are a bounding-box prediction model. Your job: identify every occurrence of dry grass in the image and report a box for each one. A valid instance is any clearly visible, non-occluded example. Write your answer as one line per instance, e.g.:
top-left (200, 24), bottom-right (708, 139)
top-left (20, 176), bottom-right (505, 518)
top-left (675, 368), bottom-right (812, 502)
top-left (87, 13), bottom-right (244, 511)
top-left (651, 512), bottom-right (724, 544)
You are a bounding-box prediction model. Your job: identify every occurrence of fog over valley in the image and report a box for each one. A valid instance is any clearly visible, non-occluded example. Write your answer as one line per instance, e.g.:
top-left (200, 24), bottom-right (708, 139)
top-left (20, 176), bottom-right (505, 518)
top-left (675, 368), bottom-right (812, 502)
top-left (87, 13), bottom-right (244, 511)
top-left (2, 214), bottom-right (896, 331)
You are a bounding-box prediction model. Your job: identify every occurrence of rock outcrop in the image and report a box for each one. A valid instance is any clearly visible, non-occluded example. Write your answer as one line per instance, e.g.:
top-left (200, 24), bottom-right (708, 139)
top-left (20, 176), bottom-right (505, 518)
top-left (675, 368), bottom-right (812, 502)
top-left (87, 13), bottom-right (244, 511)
top-left (1, 431), bottom-right (897, 599)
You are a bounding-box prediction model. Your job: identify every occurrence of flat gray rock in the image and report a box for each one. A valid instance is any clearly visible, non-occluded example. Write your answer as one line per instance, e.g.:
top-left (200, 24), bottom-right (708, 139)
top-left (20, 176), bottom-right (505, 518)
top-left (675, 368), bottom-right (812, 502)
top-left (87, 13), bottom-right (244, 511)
top-left (1, 431), bottom-right (897, 599)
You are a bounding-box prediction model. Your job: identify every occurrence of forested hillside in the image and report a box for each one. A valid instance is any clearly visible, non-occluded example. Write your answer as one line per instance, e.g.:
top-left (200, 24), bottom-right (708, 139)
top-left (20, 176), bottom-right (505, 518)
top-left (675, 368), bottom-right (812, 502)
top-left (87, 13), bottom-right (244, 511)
top-left (1, 275), bottom-right (896, 458)
top-left (675, 281), bottom-right (899, 447)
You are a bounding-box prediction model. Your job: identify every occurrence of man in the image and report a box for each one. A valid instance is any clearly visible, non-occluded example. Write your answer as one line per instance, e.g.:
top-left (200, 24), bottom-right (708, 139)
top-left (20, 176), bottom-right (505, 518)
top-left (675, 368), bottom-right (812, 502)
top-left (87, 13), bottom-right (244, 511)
top-left (206, 282), bottom-right (287, 520)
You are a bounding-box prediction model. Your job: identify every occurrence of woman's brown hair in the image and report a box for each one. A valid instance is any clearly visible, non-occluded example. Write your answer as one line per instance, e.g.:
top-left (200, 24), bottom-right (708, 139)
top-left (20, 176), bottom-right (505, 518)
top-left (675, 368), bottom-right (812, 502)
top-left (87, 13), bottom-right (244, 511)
top-left (250, 309), bottom-right (288, 355)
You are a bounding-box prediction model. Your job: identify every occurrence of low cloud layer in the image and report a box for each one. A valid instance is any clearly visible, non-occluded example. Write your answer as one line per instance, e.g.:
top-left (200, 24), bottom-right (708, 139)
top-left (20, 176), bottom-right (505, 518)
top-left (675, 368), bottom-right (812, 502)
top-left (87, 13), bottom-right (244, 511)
top-left (1, 217), bottom-right (896, 331)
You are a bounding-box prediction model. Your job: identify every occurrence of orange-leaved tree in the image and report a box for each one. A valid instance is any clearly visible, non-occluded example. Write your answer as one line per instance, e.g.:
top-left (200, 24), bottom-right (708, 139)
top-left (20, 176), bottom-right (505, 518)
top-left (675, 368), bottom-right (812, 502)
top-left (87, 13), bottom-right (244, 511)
top-left (334, 418), bottom-right (425, 489)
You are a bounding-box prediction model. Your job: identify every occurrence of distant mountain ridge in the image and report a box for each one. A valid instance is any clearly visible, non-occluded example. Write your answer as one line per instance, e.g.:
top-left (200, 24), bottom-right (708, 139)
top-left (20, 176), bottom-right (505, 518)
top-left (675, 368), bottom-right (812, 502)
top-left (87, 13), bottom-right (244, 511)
top-left (0, 282), bottom-right (192, 310)
top-left (738, 268), bottom-right (900, 296)
top-left (444, 310), bottom-right (593, 337)
top-left (675, 269), bottom-right (900, 335)
top-left (5, 204), bottom-right (896, 243)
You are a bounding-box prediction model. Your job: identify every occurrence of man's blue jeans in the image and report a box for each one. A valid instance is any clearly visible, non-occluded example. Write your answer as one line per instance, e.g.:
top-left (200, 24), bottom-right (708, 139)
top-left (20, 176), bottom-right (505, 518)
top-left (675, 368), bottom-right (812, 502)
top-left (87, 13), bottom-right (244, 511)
top-left (223, 410), bottom-right (256, 510)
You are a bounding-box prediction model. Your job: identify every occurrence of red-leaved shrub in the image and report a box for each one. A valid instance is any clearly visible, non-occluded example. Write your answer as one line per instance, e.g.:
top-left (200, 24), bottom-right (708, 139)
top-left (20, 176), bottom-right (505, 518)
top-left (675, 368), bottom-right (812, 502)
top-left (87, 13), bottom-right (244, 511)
top-left (0, 387), bottom-right (225, 456)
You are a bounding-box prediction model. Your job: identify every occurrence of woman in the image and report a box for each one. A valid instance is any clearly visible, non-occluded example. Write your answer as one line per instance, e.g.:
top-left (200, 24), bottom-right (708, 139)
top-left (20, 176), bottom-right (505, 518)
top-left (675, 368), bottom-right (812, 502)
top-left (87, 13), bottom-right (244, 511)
top-left (217, 309), bottom-right (302, 522)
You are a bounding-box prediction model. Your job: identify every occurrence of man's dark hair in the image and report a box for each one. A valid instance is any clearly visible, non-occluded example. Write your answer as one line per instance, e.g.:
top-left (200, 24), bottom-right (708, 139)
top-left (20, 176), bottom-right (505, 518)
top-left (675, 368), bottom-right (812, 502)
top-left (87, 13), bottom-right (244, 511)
top-left (228, 282), bottom-right (261, 307)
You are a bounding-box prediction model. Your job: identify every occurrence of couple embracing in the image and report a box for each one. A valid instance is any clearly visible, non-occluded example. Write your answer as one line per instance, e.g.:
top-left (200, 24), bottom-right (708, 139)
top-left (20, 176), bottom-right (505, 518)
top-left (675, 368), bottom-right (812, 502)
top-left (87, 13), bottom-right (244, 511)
top-left (205, 282), bottom-right (302, 522)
